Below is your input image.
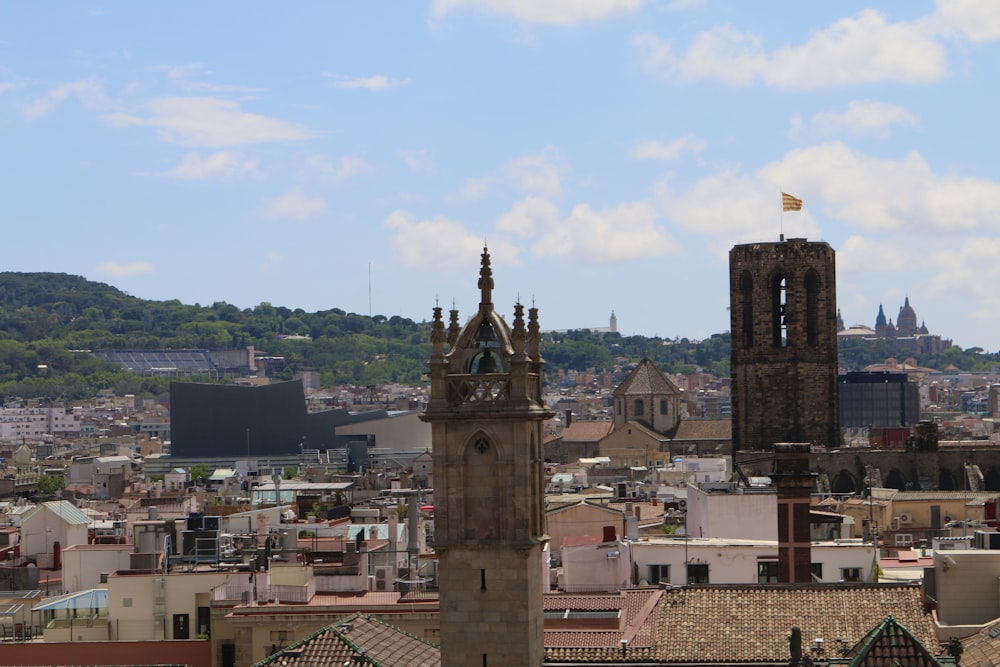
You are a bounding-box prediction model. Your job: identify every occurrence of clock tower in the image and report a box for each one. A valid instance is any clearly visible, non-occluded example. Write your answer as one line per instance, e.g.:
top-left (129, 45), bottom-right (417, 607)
top-left (421, 247), bottom-right (553, 667)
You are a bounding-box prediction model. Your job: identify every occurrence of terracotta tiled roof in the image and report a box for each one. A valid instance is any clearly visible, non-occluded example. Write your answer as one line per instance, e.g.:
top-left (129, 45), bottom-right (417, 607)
top-left (544, 589), bottom-right (662, 655)
top-left (562, 420), bottom-right (614, 442)
top-left (544, 583), bottom-right (939, 664)
top-left (253, 612), bottom-right (439, 667)
top-left (613, 358), bottom-right (680, 398)
top-left (672, 419), bottom-right (732, 440)
top-left (955, 619), bottom-right (1000, 667)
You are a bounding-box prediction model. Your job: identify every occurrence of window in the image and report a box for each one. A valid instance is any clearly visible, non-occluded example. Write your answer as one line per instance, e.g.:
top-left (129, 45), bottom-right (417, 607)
top-left (634, 400), bottom-right (644, 417)
top-left (772, 273), bottom-right (787, 347)
top-left (895, 534), bottom-right (913, 546)
top-left (840, 567), bottom-right (862, 582)
top-left (687, 563), bottom-right (709, 584)
top-left (648, 564), bottom-right (670, 584)
top-left (660, 399), bottom-right (667, 415)
top-left (810, 563), bottom-right (823, 581)
top-left (757, 561), bottom-right (779, 583)
top-left (617, 400), bottom-right (622, 415)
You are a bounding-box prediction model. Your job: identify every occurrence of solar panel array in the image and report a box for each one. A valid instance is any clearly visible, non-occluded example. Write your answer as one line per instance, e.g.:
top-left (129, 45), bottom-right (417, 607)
top-left (93, 350), bottom-right (218, 377)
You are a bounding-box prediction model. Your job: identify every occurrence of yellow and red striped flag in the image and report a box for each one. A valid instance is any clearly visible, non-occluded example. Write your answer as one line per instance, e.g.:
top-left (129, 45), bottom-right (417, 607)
top-left (782, 192), bottom-right (802, 212)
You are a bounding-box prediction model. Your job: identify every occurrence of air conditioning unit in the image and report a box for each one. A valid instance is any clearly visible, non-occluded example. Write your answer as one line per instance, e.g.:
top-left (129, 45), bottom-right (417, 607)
top-left (899, 512), bottom-right (913, 525)
top-left (678, 499), bottom-right (688, 510)
top-left (374, 567), bottom-right (392, 592)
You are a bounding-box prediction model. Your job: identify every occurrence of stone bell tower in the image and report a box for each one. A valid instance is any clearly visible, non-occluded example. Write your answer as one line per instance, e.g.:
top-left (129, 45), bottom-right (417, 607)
top-left (421, 247), bottom-right (553, 667)
top-left (729, 238), bottom-right (839, 451)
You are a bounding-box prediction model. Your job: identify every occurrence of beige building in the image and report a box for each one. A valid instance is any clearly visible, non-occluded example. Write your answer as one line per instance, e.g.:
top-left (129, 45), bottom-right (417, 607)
top-left (545, 500), bottom-right (625, 554)
top-left (599, 420), bottom-right (670, 468)
top-left (612, 357), bottom-right (681, 435)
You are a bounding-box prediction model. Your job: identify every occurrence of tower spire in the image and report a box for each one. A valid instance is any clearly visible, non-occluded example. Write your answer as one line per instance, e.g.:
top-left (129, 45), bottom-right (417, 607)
top-left (478, 245), bottom-right (493, 314)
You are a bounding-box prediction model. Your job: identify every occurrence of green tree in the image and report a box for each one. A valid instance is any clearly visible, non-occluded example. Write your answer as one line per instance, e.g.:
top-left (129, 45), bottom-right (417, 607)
top-left (35, 474), bottom-right (65, 500)
top-left (189, 463), bottom-right (211, 484)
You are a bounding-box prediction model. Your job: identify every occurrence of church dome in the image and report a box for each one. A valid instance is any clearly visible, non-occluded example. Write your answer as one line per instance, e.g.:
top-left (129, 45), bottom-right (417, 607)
top-left (896, 297), bottom-right (918, 337)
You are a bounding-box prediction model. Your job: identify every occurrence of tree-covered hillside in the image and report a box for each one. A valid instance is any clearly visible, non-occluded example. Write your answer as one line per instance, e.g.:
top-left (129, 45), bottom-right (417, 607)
top-left (0, 272), bottom-right (996, 402)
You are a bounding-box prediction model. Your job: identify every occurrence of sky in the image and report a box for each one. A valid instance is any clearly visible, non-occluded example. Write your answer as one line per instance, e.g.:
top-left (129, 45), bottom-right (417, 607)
top-left (3, 2), bottom-right (1000, 351)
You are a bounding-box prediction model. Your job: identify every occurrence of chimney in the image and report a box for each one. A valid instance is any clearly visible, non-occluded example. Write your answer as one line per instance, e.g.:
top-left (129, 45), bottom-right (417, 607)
top-left (565, 410), bottom-right (573, 427)
top-left (773, 443), bottom-right (816, 583)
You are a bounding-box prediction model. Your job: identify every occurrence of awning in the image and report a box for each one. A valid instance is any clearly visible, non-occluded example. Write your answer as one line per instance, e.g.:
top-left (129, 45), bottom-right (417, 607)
top-left (34, 588), bottom-right (108, 611)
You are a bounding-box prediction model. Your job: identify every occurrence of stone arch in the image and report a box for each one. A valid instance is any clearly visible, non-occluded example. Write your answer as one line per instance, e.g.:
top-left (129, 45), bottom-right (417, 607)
top-left (831, 469), bottom-right (858, 495)
top-left (985, 468), bottom-right (1000, 492)
top-left (939, 467), bottom-right (957, 491)
top-left (462, 433), bottom-right (501, 540)
top-left (883, 468), bottom-right (907, 491)
top-left (770, 270), bottom-right (788, 347)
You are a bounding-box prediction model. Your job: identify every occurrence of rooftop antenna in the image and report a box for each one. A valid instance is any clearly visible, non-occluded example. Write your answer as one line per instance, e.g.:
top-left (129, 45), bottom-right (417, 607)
top-left (368, 261), bottom-right (372, 317)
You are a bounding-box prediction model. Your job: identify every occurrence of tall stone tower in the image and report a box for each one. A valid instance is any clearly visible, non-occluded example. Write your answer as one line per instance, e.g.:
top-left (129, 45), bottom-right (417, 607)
top-left (729, 238), bottom-right (839, 451)
top-left (421, 247), bottom-right (553, 667)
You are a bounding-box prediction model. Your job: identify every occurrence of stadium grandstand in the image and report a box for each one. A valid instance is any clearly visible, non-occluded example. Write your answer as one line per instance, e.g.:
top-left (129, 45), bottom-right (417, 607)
top-left (92, 349), bottom-right (256, 378)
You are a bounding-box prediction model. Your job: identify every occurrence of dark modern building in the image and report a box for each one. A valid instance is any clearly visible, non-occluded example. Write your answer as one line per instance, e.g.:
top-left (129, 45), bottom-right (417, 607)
top-left (839, 371), bottom-right (920, 429)
top-left (170, 380), bottom-right (310, 458)
top-left (729, 238), bottom-right (840, 451)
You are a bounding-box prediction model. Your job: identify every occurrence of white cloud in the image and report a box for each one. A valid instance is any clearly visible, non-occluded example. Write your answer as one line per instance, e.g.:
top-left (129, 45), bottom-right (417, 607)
top-left (837, 235), bottom-right (908, 273)
top-left (765, 142), bottom-right (1000, 233)
top-left (384, 209), bottom-right (520, 270)
top-left (430, 0), bottom-right (642, 26)
top-left (96, 261), bottom-right (154, 278)
top-left (448, 147), bottom-right (565, 202)
top-left (103, 97), bottom-right (314, 148)
top-left (401, 150), bottom-right (434, 173)
top-left (166, 151), bottom-right (261, 181)
top-left (928, 237), bottom-right (1000, 321)
top-left (23, 79), bottom-right (110, 119)
top-left (631, 134), bottom-right (706, 161)
top-left (328, 75), bottom-right (406, 91)
top-left (447, 177), bottom-right (492, 203)
top-left (936, 0), bottom-right (1000, 42)
top-left (635, 9), bottom-right (946, 88)
top-left (500, 148), bottom-right (564, 197)
top-left (305, 154), bottom-right (372, 183)
top-left (261, 190), bottom-right (326, 220)
top-left (795, 100), bottom-right (919, 138)
top-left (496, 196), bottom-right (559, 238)
top-left (655, 169), bottom-right (822, 244)
top-left (531, 201), bottom-right (680, 263)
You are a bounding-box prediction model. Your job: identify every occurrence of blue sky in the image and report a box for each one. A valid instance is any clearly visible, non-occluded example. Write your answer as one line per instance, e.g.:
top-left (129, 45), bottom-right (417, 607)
top-left (3, 1), bottom-right (1000, 350)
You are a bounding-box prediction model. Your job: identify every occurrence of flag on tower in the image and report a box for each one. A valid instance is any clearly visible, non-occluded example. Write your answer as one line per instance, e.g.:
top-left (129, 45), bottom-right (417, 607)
top-left (782, 192), bottom-right (802, 211)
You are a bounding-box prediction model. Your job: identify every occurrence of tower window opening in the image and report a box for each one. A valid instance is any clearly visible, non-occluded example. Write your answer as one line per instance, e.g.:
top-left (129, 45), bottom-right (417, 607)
top-left (634, 400), bottom-right (644, 417)
top-left (481, 569), bottom-right (486, 590)
top-left (772, 274), bottom-right (788, 347)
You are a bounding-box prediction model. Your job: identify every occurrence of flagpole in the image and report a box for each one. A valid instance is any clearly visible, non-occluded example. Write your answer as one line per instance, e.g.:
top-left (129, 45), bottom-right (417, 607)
top-left (779, 187), bottom-right (784, 242)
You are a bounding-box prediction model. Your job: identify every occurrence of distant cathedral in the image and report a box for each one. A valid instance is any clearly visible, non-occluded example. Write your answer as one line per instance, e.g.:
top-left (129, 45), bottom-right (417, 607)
top-left (837, 297), bottom-right (952, 355)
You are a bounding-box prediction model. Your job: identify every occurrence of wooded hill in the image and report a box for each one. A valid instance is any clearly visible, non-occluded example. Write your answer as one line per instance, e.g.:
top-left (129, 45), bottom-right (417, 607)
top-left (0, 272), bottom-right (995, 402)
